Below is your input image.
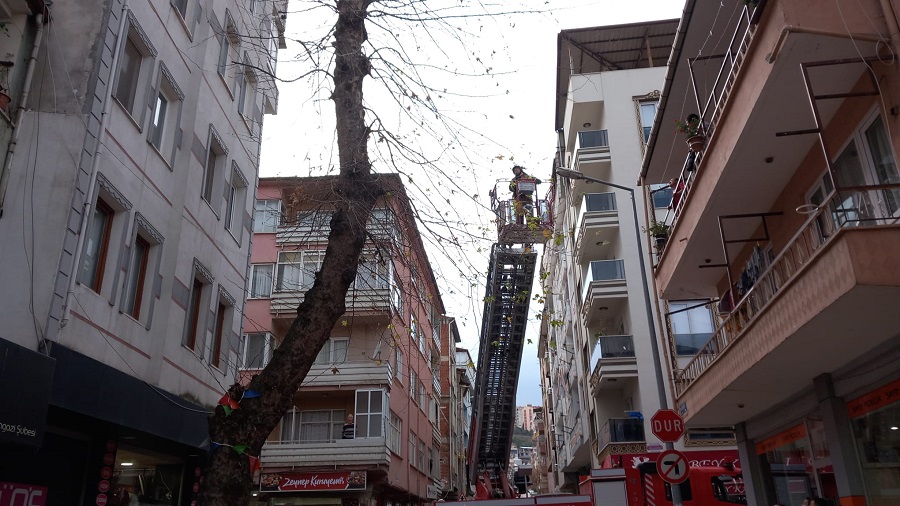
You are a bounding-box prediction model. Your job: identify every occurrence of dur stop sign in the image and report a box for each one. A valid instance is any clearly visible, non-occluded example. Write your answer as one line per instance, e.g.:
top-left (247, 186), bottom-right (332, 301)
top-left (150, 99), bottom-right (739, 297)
top-left (651, 409), bottom-right (684, 443)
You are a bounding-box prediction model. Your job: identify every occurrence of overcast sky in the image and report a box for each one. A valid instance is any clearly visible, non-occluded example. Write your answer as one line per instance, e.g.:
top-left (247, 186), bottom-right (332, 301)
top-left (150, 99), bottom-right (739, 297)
top-left (260, 0), bottom-right (685, 406)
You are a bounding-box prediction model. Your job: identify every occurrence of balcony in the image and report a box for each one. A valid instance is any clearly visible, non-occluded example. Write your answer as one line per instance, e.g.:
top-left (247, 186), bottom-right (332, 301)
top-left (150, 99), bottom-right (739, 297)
top-left (571, 129), bottom-right (611, 183)
top-left (270, 286), bottom-right (395, 321)
top-left (589, 335), bottom-right (637, 392)
top-left (675, 190), bottom-right (900, 426)
top-left (243, 360), bottom-right (393, 389)
top-left (581, 260), bottom-right (627, 324)
top-left (574, 193), bottom-right (619, 261)
top-left (261, 437), bottom-right (391, 468)
top-left (596, 418), bottom-right (646, 464)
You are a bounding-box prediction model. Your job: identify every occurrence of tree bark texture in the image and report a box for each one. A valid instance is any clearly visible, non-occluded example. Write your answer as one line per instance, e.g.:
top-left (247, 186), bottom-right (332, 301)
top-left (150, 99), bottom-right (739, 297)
top-left (199, 1), bottom-right (377, 504)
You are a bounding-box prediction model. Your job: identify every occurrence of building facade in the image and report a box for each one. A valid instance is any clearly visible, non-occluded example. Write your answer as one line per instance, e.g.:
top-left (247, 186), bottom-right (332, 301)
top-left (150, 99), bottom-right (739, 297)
top-left (439, 339), bottom-right (474, 500)
top-left (642, 1), bottom-right (900, 505)
top-left (0, 0), bottom-right (283, 503)
top-left (246, 175), bottom-right (449, 506)
top-left (538, 20), bottom-right (738, 492)
top-left (516, 404), bottom-right (536, 432)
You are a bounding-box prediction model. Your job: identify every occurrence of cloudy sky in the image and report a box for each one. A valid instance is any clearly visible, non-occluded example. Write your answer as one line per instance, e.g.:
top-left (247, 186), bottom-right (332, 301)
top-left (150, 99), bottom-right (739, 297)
top-left (259, 0), bottom-right (684, 405)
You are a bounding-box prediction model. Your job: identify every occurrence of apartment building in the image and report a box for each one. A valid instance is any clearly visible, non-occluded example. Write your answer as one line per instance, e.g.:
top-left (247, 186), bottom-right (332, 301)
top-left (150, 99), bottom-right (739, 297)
top-left (531, 406), bottom-right (553, 494)
top-left (0, 0), bottom-right (283, 502)
top-left (439, 341), bottom-right (475, 500)
top-left (516, 404), bottom-right (536, 432)
top-left (642, 1), bottom-right (900, 505)
top-left (539, 20), bottom-right (738, 491)
top-left (246, 175), bottom-right (449, 505)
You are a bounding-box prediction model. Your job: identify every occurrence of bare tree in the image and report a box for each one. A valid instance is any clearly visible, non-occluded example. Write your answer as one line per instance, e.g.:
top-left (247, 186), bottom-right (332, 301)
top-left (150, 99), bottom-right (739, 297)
top-left (199, 0), bottom-right (541, 503)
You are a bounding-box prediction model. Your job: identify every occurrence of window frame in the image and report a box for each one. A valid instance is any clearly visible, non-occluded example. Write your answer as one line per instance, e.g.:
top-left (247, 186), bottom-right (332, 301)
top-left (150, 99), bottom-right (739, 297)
top-left (240, 331), bottom-right (275, 370)
top-left (394, 346), bottom-right (403, 384)
top-left (225, 162), bottom-right (249, 240)
top-left (354, 389), bottom-right (386, 439)
top-left (183, 259), bottom-right (213, 353)
top-left (217, 10), bottom-right (241, 89)
top-left (201, 126), bottom-right (228, 209)
top-left (82, 199), bottom-right (115, 293)
top-left (78, 174), bottom-right (132, 300)
top-left (249, 263), bottom-right (274, 299)
top-left (639, 101), bottom-right (658, 143)
top-left (314, 338), bottom-right (349, 365)
top-left (668, 300), bottom-right (715, 356)
top-left (121, 215), bottom-right (164, 327)
top-left (113, 14), bottom-right (156, 122)
top-left (147, 63), bottom-right (184, 166)
top-left (253, 199), bottom-right (281, 233)
top-left (275, 250), bottom-right (324, 292)
top-left (210, 288), bottom-right (235, 369)
top-left (388, 410), bottom-right (402, 455)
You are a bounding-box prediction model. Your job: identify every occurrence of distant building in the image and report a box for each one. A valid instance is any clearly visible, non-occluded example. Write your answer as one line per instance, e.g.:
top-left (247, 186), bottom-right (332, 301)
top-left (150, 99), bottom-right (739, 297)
top-left (515, 404), bottom-right (536, 431)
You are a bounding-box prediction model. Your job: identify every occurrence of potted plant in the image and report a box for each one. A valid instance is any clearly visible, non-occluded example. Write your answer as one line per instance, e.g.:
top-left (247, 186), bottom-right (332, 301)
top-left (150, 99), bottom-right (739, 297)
top-left (646, 221), bottom-right (670, 250)
top-left (674, 114), bottom-right (705, 152)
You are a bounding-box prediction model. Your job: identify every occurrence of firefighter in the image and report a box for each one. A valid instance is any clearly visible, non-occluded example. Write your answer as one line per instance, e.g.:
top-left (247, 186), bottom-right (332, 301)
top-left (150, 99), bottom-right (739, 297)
top-left (509, 165), bottom-right (541, 224)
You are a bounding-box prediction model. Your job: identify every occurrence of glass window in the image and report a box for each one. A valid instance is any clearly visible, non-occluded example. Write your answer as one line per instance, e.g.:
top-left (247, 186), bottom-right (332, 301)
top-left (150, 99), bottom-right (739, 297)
top-left (240, 332), bottom-right (274, 369)
top-left (276, 250), bottom-right (323, 292)
top-left (210, 300), bottom-right (229, 368)
top-left (114, 37), bottom-right (144, 115)
top-left (668, 301), bottom-right (715, 356)
top-left (388, 411), bottom-right (402, 454)
top-left (650, 184), bottom-right (673, 209)
top-left (172, 0), bottom-right (188, 18)
top-left (225, 167), bottom-right (247, 238)
top-left (850, 381), bottom-right (900, 506)
top-left (409, 431), bottom-right (417, 464)
top-left (184, 278), bottom-right (206, 351)
top-left (355, 389), bottom-right (385, 438)
top-left (577, 130), bottom-right (609, 148)
top-left (122, 236), bottom-right (150, 319)
top-left (394, 347), bottom-right (403, 383)
top-left (314, 338), bottom-right (348, 365)
top-left (418, 440), bottom-right (426, 471)
top-left (81, 199), bottom-right (114, 292)
top-left (640, 102), bottom-right (658, 142)
top-left (202, 133), bottom-right (226, 204)
top-left (253, 199), bottom-right (280, 232)
top-left (249, 264), bottom-right (274, 298)
top-left (280, 409), bottom-right (345, 442)
top-left (757, 424), bottom-right (822, 505)
top-left (355, 257), bottom-right (390, 290)
top-left (148, 67), bottom-right (182, 165)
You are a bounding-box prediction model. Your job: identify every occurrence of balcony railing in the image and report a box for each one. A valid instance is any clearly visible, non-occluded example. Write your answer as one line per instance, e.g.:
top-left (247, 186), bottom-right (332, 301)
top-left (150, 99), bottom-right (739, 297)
top-left (583, 192), bottom-right (617, 212)
top-left (590, 335), bottom-right (635, 363)
top-left (271, 286), bottom-right (396, 315)
top-left (582, 260), bottom-right (626, 302)
top-left (262, 437), bottom-right (391, 467)
top-left (578, 130), bottom-right (609, 149)
top-left (597, 418), bottom-right (645, 451)
top-left (675, 188), bottom-right (900, 396)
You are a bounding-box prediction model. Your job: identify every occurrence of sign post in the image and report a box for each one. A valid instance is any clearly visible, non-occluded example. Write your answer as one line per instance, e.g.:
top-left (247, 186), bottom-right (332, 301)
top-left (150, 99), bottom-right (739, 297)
top-left (651, 409), bottom-right (685, 443)
top-left (657, 449), bottom-right (690, 484)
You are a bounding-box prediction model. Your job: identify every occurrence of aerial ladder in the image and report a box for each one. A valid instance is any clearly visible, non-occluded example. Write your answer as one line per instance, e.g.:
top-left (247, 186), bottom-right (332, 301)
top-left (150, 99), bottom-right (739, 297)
top-left (468, 173), bottom-right (553, 499)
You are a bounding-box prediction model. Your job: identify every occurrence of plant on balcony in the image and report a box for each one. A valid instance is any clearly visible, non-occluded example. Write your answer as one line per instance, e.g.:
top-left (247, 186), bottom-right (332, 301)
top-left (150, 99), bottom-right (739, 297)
top-left (674, 114), bottom-right (705, 152)
top-left (645, 221), bottom-right (670, 251)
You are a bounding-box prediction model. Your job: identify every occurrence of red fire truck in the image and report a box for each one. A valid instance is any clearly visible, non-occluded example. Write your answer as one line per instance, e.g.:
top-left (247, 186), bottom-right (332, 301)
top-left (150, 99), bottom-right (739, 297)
top-left (622, 461), bottom-right (746, 505)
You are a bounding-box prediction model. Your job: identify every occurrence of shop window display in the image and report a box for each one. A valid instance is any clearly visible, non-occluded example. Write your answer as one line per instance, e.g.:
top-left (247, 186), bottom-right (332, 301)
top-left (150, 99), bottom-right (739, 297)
top-left (757, 422), bottom-right (835, 506)
top-left (110, 445), bottom-right (183, 505)
top-left (849, 380), bottom-right (900, 506)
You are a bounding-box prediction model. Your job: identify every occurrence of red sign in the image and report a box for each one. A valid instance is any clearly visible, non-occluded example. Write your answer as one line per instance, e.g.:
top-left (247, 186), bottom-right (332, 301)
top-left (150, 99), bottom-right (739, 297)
top-left (96, 493), bottom-right (108, 506)
top-left (847, 378), bottom-right (900, 418)
top-left (0, 482), bottom-right (48, 506)
top-left (755, 423), bottom-right (807, 455)
top-left (602, 449), bottom-right (739, 470)
top-left (657, 450), bottom-right (690, 484)
top-left (100, 467), bottom-right (112, 480)
top-left (98, 480), bottom-right (110, 493)
top-left (260, 471), bottom-right (367, 492)
top-left (651, 409), bottom-right (684, 443)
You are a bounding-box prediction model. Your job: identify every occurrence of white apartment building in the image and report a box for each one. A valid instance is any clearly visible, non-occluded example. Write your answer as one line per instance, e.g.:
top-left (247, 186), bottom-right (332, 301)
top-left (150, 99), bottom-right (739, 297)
top-left (0, 0), bottom-right (284, 503)
top-left (538, 20), bottom-right (737, 491)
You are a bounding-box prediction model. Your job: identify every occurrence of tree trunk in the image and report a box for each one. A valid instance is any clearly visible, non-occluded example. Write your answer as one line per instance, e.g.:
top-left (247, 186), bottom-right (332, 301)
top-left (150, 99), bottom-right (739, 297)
top-left (198, 1), bottom-right (376, 504)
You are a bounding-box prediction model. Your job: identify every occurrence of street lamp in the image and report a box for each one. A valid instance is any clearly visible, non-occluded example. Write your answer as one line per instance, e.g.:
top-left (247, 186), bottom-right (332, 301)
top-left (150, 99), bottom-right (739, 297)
top-left (555, 167), bottom-right (682, 505)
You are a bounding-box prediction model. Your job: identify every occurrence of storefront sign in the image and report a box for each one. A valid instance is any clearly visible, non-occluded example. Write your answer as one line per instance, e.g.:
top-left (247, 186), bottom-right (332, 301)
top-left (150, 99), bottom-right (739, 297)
top-left (847, 378), bottom-right (900, 418)
top-left (260, 471), bottom-right (366, 492)
top-left (0, 340), bottom-right (55, 447)
top-left (755, 423), bottom-right (807, 455)
top-left (0, 481), bottom-right (48, 506)
top-left (603, 449), bottom-right (739, 469)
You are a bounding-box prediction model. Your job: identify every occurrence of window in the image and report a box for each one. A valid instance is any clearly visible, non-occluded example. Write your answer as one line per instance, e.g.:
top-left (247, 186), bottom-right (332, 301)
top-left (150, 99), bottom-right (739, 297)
top-left (249, 264), bottom-right (274, 298)
top-left (183, 260), bottom-right (213, 351)
top-left (418, 380), bottom-right (427, 408)
top-left (410, 315), bottom-right (418, 348)
top-left (668, 300), bottom-right (715, 356)
top-left (276, 250), bottom-right (323, 291)
top-left (418, 440), bottom-right (426, 471)
top-left (639, 102), bottom-right (658, 142)
top-left (410, 368), bottom-right (418, 400)
top-left (650, 184), bottom-right (673, 209)
top-left (201, 128), bottom-right (227, 206)
top-left (409, 431), bottom-right (418, 465)
top-left (114, 16), bottom-right (155, 119)
top-left (281, 409), bottom-right (345, 442)
top-left (81, 199), bottom-right (114, 292)
top-left (184, 277), bottom-right (207, 351)
top-left (253, 199), bottom-right (280, 232)
top-left (122, 236), bottom-right (149, 318)
top-left (171, 0), bottom-right (188, 18)
top-left (355, 389), bottom-right (386, 438)
top-left (217, 12), bottom-right (240, 84)
top-left (355, 256), bottom-right (390, 290)
top-left (210, 289), bottom-right (234, 369)
top-left (388, 411), bottom-right (402, 454)
top-left (240, 332), bottom-right (275, 369)
top-left (122, 214), bottom-right (163, 325)
top-left (260, 17), bottom-right (278, 74)
top-left (314, 338), bottom-right (348, 365)
top-left (225, 164), bottom-right (248, 239)
top-left (148, 64), bottom-right (183, 165)
top-left (394, 347), bottom-right (403, 383)
top-left (237, 59), bottom-right (256, 120)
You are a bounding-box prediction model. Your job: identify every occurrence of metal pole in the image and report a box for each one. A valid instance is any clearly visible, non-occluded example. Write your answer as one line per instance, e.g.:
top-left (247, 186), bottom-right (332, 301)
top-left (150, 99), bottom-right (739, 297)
top-left (556, 169), bottom-right (681, 505)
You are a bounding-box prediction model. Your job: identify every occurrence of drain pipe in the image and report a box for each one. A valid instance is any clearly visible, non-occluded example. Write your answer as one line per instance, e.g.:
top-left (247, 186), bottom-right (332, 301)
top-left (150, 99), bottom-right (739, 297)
top-left (0, 10), bottom-right (46, 216)
top-left (59, 0), bottom-right (131, 329)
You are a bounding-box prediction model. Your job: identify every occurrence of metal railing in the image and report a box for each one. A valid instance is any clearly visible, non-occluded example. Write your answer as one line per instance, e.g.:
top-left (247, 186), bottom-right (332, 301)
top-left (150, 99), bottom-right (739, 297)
top-left (675, 188), bottom-right (900, 395)
top-left (577, 130), bottom-right (609, 149)
top-left (598, 418), bottom-right (645, 450)
top-left (587, 259), bottom-right (626, 282)
top-left (591, 335), bottom-right (636, 363)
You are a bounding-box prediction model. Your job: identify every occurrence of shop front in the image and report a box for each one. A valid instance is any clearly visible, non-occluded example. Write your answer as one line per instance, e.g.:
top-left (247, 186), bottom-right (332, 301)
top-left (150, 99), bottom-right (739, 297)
top-left (847, 378), bottom-right (900, 506)
top-left (258, 470), bottom-right (372, 506)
